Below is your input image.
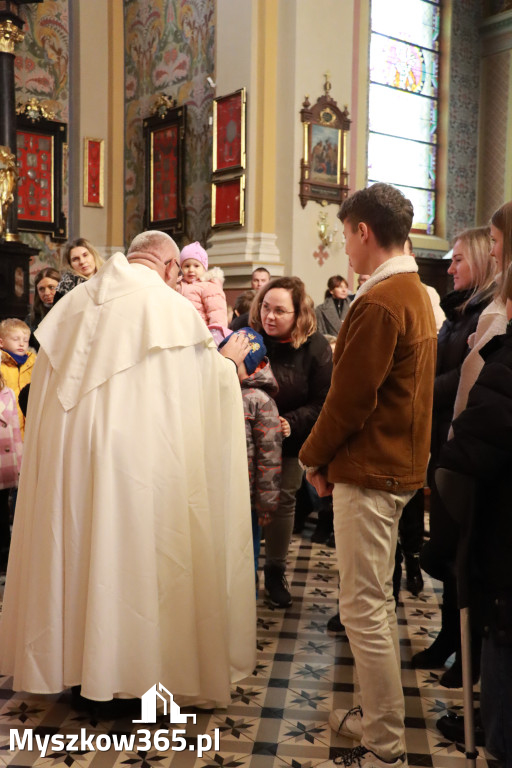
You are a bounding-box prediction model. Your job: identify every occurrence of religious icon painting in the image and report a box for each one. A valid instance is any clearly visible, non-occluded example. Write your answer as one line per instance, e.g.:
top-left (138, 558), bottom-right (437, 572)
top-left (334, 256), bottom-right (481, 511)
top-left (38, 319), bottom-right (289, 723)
top-left (16, 113), bottom-right (67, 241)
top-left (211, 175), bottom-right (245, 228)
top-left (212, 88), bottom-right (246, 174)
top-left (299, 77), bottom-right (351, 209)
top-left (83, 138), bottom-right (104, 207)
top-left (143, 103), bottom-right (187, 237)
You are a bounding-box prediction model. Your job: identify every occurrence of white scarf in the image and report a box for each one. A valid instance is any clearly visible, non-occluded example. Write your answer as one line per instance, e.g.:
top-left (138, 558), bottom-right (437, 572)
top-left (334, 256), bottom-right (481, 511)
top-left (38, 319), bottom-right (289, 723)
top-left (354, 255), bottom-right (418, 302)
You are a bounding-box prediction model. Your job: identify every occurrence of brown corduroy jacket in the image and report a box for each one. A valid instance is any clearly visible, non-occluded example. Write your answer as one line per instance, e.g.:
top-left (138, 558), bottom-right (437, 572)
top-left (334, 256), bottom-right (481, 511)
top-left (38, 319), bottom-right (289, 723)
top-left (299, 260), bottom-right (437, 492)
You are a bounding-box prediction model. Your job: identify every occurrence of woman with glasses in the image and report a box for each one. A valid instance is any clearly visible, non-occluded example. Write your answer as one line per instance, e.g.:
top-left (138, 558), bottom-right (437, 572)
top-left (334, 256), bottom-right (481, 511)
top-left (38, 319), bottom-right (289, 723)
top-left (249, 277), bottom-right (332, 607)
top-left (25, 267), bottom-right (61, 351)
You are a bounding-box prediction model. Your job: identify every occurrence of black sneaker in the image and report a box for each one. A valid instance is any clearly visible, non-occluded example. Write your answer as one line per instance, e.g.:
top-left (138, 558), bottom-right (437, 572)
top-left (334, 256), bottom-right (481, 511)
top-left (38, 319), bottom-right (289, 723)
top-left (264, 564), bottom-right (292, 608)
top-left (332, 745), bottom-right (406, 767)
top-left (327, 612), bottom-right (345, 634)
top-left (404, 553), bottom-right (424, 596)
top-left (436, 710), bottom-right (485, 746)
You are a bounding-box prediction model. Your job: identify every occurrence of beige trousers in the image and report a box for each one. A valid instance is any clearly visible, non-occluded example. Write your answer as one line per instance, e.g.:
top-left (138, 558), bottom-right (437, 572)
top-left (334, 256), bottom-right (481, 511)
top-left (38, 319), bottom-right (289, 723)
top-left (333, 482), bottom-right (412, 760)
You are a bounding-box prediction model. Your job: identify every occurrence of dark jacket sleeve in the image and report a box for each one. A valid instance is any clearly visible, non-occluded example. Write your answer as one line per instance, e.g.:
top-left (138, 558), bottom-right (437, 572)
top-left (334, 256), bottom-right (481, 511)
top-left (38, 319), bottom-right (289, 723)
top-left (439, 356), bottom-right (512, 479)
top-left (282, 334), bottom-right (333, 453)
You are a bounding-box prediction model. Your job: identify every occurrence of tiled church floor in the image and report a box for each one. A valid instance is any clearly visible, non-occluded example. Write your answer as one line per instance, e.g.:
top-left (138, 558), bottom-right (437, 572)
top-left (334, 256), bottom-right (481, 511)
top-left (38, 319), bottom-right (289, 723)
top-left (0, 522), bottom-right (497, 768)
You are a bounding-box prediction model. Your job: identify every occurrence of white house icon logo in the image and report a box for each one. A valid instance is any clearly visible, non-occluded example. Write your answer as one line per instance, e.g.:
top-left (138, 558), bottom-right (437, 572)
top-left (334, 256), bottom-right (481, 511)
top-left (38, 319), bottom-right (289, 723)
top-left (133, 683), bottom-right (197, 725)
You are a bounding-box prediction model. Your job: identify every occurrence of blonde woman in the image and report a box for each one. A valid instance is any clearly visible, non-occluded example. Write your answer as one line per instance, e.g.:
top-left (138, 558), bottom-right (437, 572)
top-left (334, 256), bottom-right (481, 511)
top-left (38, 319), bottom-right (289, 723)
top-left (249, 276), bottom-right (332, 607)
top-left (451, 201), bottom-right (512, 424)
top-left (413, 226), bottom-right (496, 686)
top-left (54, 238), bottom-right (104, 302)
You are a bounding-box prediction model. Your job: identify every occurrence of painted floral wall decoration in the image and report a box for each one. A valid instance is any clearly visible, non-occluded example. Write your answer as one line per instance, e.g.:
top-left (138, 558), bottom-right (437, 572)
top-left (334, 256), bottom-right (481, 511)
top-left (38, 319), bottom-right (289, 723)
top-left (124, 0), bottom-right (215, 245)
top-left (15, 0), bottom-right (69, 278)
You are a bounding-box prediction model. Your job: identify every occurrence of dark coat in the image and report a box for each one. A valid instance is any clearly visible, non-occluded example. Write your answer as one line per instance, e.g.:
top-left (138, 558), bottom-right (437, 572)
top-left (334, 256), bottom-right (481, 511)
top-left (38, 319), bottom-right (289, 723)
top-left (261, 331), bottom-right (332, 457)
top-left (431, 287), bottom-right (494, 467)
top-left (315, 296), bottom-right (351, 336)
top-left (439, 323), bottom-right (512, 639)
top-left (229, 311), bottom-right (249, 331)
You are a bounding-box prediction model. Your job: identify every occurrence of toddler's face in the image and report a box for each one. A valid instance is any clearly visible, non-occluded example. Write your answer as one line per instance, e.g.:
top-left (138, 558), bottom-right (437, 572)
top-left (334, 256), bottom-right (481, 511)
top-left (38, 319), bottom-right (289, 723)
top-left (1, 330), bottom-right (30, 356)
top-left (181, 258), bottom-right (205, 283)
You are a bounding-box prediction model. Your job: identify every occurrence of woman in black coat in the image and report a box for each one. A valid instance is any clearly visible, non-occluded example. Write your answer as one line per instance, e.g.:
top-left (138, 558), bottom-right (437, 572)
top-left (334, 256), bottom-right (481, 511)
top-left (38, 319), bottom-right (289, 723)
top-left (438, 279), bottom-right (512, 763)
top-left (249, 277), bottom-right (332, 608)
top-left (413, 226), bottom-right (496, 685)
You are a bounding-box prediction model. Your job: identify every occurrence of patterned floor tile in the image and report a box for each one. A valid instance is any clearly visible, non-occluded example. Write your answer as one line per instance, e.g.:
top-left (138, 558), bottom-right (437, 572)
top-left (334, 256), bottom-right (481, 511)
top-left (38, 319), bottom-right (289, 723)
top-left (0, 525), bottom-right (497, 768)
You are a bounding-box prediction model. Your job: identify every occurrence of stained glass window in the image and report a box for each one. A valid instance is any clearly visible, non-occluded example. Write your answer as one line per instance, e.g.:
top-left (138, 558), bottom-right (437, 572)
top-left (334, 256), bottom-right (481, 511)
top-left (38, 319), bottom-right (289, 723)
top-left (368, 0), bottom-right (440, 234)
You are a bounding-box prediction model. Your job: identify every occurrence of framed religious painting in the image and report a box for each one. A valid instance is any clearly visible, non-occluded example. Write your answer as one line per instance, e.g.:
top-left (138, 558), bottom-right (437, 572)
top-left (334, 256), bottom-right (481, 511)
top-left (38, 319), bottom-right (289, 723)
top-left (143, 102), bottom-right (187, 237)
top-left (16, 114), bottom-right (67, 241)
top-left (83, 137), bottom-right (104, 207)
top-left (212, 88), bottom-right (246, 174)
top-left (211, 175), bottom-right (245, 228)
top-left (299, 76), bottom-right (351, 208)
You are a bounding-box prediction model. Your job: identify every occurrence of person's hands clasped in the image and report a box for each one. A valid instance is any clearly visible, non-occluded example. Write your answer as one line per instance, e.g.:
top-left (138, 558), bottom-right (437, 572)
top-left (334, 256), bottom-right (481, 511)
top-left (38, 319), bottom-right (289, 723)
top-left (219, 331), bottom-right (251, 368)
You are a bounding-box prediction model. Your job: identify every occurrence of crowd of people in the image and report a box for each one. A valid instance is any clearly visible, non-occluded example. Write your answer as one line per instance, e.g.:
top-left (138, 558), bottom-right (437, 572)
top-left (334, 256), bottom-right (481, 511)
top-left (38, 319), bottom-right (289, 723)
top-left (0, 184), bottom-right (511, 766)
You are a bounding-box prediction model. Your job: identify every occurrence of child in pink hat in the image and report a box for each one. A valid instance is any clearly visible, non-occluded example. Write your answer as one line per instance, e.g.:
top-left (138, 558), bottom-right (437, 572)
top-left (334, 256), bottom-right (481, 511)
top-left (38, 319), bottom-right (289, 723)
top-left (178, 242), bottom-right (228, 342)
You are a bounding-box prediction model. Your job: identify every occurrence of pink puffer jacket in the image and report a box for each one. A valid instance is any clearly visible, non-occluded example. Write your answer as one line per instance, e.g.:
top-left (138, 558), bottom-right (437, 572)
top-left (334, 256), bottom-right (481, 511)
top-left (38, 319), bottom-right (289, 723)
top-left (178, 280), bottom-right (228, 328)
top-left (0, 386), bottom-right (23, 490)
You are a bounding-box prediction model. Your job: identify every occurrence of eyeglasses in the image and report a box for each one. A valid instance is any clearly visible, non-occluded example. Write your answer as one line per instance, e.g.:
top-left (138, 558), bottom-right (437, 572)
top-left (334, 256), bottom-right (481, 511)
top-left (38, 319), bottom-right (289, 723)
top-left (261, 302), bottom-right (295, 318)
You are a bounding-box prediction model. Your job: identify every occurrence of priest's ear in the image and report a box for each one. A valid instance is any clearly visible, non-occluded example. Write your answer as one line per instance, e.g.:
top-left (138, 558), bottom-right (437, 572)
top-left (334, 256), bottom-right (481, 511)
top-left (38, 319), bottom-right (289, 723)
top-left (164, 256), bottom-right (180, 289)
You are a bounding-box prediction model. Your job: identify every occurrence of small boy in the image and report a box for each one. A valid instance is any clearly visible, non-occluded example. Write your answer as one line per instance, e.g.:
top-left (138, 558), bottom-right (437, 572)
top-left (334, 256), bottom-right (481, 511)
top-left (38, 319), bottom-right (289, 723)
top-left (0, 319), bottom-right (36, 437)
top-left (222, 328), bottom-right (282, 585)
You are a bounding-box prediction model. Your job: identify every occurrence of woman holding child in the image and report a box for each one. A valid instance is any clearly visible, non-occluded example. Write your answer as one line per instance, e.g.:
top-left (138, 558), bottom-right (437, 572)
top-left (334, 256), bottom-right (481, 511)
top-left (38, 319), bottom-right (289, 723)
top-left (249, 276), bottom-right (332, 607)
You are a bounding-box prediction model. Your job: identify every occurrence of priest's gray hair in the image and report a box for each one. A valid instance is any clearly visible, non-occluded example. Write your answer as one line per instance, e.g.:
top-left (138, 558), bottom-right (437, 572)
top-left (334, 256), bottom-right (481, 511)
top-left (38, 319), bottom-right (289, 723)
top-left (127, 230), bottom-right (179, 262)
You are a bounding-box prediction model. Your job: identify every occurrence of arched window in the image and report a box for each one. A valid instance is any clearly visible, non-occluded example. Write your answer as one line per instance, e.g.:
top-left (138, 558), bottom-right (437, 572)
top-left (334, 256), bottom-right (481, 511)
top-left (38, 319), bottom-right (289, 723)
top-left (368, 0), bottom-right (440, 234)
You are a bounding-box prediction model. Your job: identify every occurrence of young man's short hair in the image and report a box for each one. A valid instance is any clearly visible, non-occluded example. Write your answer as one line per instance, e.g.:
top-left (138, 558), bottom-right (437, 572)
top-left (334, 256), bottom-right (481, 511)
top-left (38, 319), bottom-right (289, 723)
top-left (339, 183), bottom-right (414, 250)
top-left (234, 289), bottom-right (256, 316)
top-left (252, 267), bottom-right (270, 278)
top-left (0, 318), bottom-right (30, 339)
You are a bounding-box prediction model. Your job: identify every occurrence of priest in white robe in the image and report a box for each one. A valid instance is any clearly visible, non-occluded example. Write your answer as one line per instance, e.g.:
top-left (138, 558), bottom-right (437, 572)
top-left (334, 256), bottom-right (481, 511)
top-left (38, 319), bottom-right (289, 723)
top-left (0, 231), bottom-right (256, 708)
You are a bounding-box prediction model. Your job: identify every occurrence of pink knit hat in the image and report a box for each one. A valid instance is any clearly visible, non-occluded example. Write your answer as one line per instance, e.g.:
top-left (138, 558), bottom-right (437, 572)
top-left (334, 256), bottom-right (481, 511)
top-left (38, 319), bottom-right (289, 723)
top-left (180, 241), bottom-right (208, 270)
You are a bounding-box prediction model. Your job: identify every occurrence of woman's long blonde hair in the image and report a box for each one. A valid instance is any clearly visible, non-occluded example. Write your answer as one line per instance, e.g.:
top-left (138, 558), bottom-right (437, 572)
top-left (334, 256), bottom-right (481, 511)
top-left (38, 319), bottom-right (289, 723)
top-left (63, 238), bottom-right (103, 277)
top-left (491, 201), bottom-right (512, 302)
top-left (249, 276), bottom-right (316, 349)
top-left (452, 226), bottom-right (496, 311)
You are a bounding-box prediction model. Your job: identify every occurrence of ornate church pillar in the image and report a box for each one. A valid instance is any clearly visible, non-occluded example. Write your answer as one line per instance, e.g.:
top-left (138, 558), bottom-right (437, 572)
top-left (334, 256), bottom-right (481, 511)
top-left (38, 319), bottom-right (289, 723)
top-left (0, 1), bottom-right (39, 321)
top-left (477, 6), bottom-right (512, 221)
top-left (208, 0), bottom-right (284, 290)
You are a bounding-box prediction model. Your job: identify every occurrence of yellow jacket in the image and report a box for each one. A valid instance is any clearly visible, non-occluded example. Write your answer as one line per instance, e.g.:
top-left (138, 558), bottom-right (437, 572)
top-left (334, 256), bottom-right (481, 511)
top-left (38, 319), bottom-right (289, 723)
top-left (1, 349), bottom-right (37, 437)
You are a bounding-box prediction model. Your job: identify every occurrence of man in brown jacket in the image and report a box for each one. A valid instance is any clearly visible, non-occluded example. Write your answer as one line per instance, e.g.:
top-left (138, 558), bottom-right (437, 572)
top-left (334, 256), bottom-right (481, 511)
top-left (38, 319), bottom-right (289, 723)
top-left (299, 183), bottom-right (436, 768)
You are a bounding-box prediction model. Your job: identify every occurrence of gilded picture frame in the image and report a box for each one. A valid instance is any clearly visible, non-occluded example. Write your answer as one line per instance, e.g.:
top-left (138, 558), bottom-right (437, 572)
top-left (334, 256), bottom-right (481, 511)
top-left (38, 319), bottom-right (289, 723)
top-left (83, 137), bottom-right (104, 208)
top-left (299, 80), bottom-right (351, 208)
top-left (211, 175), bottom-right (245, 228)
top-left (143, 103), bottom-right (187, 237)
top-left (16, 114), bottom-right (67, 241)
top-left (212, 88), bottom-right (246, 174)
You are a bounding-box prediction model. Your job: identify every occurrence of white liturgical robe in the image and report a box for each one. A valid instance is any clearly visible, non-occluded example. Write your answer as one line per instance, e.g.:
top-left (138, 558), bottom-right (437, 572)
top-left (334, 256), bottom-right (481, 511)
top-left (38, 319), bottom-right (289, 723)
top-left (0, 253), bottom-right (256, 706)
